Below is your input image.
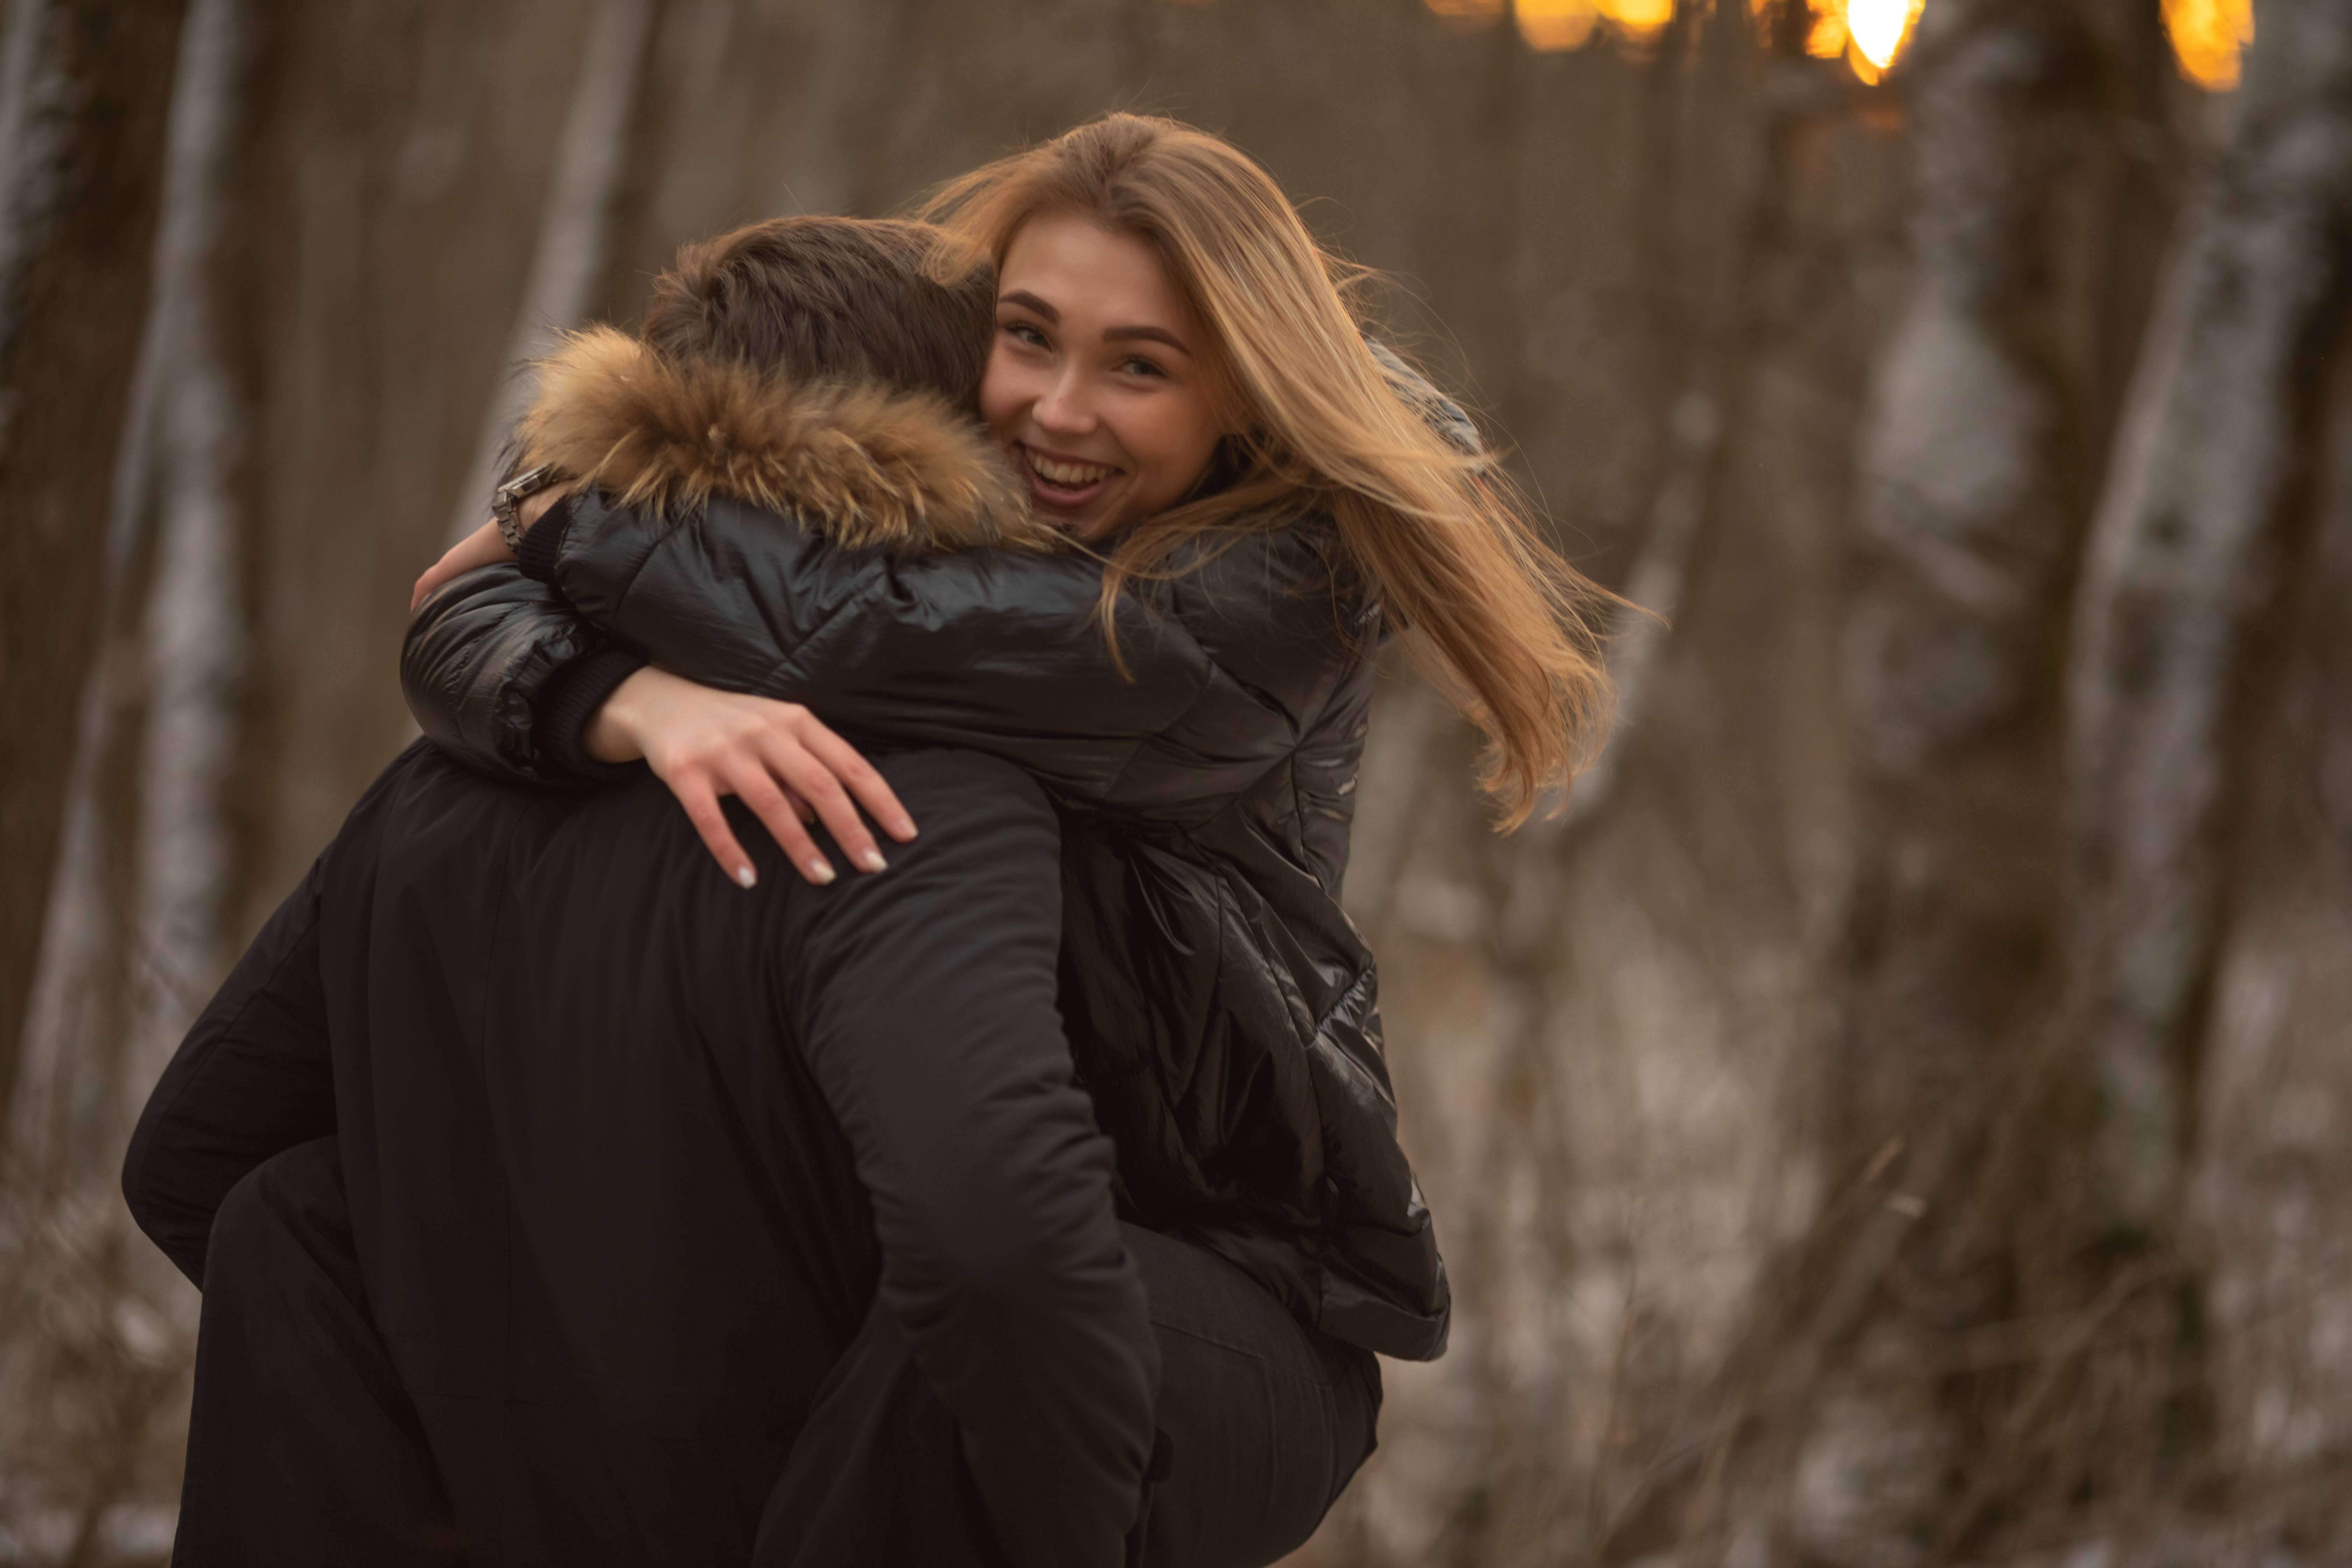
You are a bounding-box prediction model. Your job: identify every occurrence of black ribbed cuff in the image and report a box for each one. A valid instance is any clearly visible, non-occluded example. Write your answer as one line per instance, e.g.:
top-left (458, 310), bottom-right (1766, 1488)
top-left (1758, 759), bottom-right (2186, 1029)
top-left (536, 643), bottom-right (649, 784)
top-left (516, 490), bottom-right (577, 584)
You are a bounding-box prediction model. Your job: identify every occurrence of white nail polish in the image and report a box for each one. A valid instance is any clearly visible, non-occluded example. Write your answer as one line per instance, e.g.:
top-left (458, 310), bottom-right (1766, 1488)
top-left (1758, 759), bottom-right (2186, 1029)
top-left (858, 849), bottom-right (888, 873)
top-left (807, 859), bottom-right (837, 885)
top-left (735, 865), bottom-right (757, 889)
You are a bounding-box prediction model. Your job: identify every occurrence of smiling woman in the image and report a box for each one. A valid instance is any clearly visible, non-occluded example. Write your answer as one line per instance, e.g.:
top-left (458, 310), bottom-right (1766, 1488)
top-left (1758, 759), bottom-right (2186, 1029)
top-left (920, 114), bottom-right (1615, 821)
top-left (984, 214), bottom-right (1231, 541)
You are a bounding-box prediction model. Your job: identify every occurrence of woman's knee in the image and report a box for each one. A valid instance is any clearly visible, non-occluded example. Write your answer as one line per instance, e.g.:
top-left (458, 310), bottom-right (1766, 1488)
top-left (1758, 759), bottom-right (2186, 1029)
top-left (1124, 1225), bottom-right (1379, 1563)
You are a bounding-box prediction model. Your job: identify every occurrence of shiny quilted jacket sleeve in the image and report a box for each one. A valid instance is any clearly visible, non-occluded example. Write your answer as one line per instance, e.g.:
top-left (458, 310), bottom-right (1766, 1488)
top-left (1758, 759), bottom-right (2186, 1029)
top-left (542, 492), bottom-right (1364, 825)
top-left (401, 566), bottom-right (608, 784)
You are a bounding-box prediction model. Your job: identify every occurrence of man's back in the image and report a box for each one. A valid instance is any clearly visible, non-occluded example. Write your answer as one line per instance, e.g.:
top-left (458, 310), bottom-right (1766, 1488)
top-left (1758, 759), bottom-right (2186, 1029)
top-left (315, 743), bottom-right (876, 1561)
top-left (132, 740), bottom-right (1159, 1568)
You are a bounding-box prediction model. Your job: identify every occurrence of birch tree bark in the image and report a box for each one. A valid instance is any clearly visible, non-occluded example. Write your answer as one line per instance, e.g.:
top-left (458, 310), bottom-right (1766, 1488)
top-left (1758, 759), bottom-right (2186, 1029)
top-left (9, 0), bottom-right (253, 1178)
top-left (2188, 375), bottom-right (2352, 1510)
top-left (0, 0), bottom-right (187, 1136)
top-left (131, 0), bottom-right (255, 1101)
top-left (2068, 0), bottom-right (2352, 1233)
top-left (1839, 0), bottom-right (2082, 1152)
top-left (1806, 2), bottom-right (2112, 1552)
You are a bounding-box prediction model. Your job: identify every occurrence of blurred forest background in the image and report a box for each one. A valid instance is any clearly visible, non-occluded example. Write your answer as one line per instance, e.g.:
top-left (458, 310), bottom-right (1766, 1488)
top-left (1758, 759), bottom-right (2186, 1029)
top-left (2, 0), bottom-right (2347, 1562)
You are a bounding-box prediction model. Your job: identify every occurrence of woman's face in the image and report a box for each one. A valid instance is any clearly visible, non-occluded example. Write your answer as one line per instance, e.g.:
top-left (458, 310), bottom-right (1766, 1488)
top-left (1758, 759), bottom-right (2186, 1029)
top-left (979, 212), bottom-right (1229, 542)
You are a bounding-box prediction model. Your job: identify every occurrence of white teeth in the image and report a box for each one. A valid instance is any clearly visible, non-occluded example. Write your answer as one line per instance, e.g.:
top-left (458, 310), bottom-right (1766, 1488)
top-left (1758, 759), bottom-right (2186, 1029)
top-left (1027, 449), bottom-right (1114, 487)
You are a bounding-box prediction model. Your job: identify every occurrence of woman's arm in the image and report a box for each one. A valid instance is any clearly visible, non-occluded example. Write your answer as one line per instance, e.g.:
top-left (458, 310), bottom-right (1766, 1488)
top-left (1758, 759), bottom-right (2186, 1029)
top-left (402, 495), bottom-right (1362, 873)
top-left (404, 562), bottom-right (916, 888)
top-left (403, 563), bottom-right (640, 785)
top-left (543, 490), bottom-right (1352, 820)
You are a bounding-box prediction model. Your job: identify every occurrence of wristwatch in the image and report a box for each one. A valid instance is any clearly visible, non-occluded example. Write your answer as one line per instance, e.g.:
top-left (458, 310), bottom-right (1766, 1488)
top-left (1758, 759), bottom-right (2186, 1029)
top-left (491, 463), bottom-right (564, 553)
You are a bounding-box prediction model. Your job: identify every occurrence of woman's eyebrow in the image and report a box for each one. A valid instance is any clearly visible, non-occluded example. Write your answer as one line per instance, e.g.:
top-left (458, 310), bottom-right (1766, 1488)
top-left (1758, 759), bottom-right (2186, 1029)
top-left (1000, 289), bottom-right (1058, 322)
top-left (1000, 288), bottom-right (1191, 356)
top-left (1105, 324), bottom-right (1191, 356)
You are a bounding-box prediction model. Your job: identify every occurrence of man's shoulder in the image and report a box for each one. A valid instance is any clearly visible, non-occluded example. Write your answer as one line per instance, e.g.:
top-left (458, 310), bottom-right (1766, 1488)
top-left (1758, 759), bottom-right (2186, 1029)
top-left (326, 738), bottom-right (588, 894)
top-left (341, 737), bottom-right (536, 832)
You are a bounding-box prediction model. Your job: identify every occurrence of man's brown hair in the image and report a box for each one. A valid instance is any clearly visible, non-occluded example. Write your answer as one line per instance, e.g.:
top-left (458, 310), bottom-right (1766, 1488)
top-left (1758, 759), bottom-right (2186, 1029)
top-left (640, 216), bottom-right (995, 405)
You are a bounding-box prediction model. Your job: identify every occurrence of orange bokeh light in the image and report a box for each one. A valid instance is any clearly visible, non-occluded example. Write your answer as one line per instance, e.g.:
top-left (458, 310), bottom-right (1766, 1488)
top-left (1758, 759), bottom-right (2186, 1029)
top-left (1429, 0), bottom-right (1934, 74)
top-left (1514, 0), bottom-right (1600, 50)
top-left (1422, 0), bottom-right (1676, 51)
top-left (2163, 0), bottom-right (2253, 90)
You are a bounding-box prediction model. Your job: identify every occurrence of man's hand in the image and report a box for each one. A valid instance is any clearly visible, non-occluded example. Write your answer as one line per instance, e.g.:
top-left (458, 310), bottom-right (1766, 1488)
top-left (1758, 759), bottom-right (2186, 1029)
top-left (408, 488), bottom-right (570, 612)
top-left (590, 666), bottom-right (919, 889)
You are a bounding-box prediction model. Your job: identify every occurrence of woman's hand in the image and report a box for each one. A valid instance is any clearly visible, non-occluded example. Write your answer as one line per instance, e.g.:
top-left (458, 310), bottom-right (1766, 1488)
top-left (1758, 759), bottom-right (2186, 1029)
top-left (409, 489), bottom-right (570, 612)
top-left (589, 666), bottom-right (918, 889)
top-left (411, 520), bottom-right (512, 611)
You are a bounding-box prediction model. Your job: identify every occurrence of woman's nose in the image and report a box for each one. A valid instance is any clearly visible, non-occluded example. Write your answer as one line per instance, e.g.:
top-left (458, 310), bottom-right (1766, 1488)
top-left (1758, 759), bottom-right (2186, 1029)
top-left (1032, 369), bottom-right (1097, 436)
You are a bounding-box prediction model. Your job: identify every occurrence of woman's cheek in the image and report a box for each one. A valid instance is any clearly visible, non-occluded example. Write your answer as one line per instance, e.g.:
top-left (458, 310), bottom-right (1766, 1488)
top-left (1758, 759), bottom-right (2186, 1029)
top-left (977, 351), bottom-right (1032, 437)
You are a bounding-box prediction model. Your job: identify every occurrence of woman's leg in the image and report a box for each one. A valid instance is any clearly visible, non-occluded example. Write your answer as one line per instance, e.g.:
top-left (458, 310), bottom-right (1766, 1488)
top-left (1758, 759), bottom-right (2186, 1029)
top-left (1124, 1225), bottom-right (1379, 1568)
top-left (755, 1222), bottom-right (1373, 1568)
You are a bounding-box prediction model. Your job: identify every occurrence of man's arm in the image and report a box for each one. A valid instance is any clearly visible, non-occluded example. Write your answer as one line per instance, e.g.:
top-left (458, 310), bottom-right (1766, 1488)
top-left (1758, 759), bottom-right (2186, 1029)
top-left (780, 749), bottom-right (1159, 1568)
top-left (123, 860), bottom-right (338, 1287)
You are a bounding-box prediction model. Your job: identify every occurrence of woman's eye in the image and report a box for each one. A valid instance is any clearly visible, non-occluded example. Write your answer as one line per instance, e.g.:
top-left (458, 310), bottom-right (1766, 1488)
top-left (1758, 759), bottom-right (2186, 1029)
top-left (1002, 322), bottom-right (1049, 349)
top-left (1119, 356), bottom-right (1168, 379)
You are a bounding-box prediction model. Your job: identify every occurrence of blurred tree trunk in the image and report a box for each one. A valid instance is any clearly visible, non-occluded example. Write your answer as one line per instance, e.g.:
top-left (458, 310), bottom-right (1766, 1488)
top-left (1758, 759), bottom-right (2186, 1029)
top-left (1813, 0), bottom-right (2154, 1552)
top-left (129, 0), bottom-right (257, 1105)
top-left (2188, 371), bottom-right (2352, 1492)
top-left (1839, 0), bottom-right (2085, 1183)
top-left (2067, 0), bottom-right (2352, 1233)
top-left (12, 0), bottom-right (255, 1178)
top-left (0, 0), bottom-right (187, 1141)
top-left (228, 0), bottom-right (634, 911)
top-left (444, 0), bottom-right (656, 544)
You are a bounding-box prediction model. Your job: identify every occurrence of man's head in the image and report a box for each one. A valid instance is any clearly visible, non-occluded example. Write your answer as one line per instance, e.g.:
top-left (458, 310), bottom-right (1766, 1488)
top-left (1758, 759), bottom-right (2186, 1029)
top-left (641, 216), bottom-right (996, 406)
top-left (513, 214), bottom-right (1044, 555)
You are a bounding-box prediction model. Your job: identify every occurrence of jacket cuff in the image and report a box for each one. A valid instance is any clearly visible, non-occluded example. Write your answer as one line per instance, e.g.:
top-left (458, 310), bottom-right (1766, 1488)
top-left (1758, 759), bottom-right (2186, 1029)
top-left (516, 490), bottom-right (578, 584)
top-left (536, 643), bottom-right (650, 784)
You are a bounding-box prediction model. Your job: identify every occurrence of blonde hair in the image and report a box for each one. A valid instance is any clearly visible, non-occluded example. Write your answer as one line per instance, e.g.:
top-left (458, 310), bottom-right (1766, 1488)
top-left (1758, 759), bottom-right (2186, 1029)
top-left (917, 114), bottom-right (1615, 826)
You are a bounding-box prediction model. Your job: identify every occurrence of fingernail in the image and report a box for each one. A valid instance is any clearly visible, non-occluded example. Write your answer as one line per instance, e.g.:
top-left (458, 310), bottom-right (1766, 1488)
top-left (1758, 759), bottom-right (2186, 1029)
top-left (857, 848), bottom-right (888, 873)
top-left (735, 865), bottom-right (757, 890)
top-left (897, 820), bottom-right (918, 839)
top-left (806, 859), bottom-right (837, 885)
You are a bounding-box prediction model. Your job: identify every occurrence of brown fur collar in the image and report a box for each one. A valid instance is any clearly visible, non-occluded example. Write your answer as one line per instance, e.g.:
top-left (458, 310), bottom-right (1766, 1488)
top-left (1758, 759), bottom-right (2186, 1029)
top-left (517, 325), bottom-right (1058, 553)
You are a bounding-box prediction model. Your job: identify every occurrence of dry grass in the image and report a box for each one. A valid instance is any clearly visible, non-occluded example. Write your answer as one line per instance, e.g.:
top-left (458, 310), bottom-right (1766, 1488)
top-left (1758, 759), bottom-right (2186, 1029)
top-left (0, 1153), bottom-right (193, 1568)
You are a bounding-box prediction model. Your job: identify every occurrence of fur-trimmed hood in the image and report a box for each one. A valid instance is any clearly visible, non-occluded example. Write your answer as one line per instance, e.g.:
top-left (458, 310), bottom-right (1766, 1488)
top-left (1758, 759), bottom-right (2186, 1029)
top-left (516, 325), bottom-right (1060, 553)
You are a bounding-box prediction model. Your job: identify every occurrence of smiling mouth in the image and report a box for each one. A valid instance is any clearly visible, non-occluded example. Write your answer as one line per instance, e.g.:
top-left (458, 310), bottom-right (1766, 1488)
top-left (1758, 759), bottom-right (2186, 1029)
top-left (1020, 444), bottom-right (1120, 496)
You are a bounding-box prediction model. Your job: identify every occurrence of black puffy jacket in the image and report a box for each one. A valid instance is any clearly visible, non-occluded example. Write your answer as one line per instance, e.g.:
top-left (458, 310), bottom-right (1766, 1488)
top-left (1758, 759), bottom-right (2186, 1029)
top-left (403, 328), bottom-right (1457, 1359)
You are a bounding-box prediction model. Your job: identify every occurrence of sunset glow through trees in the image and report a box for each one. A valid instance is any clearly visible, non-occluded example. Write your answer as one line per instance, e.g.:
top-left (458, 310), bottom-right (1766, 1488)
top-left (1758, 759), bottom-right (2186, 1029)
top-left (1424, 0), bottom-right (2253, 94)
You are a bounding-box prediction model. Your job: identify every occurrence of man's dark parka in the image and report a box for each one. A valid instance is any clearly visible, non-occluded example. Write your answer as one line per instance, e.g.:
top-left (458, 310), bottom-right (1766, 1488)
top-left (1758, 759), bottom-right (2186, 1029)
top-left (124, 740), bottom-right (1161, 1567)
